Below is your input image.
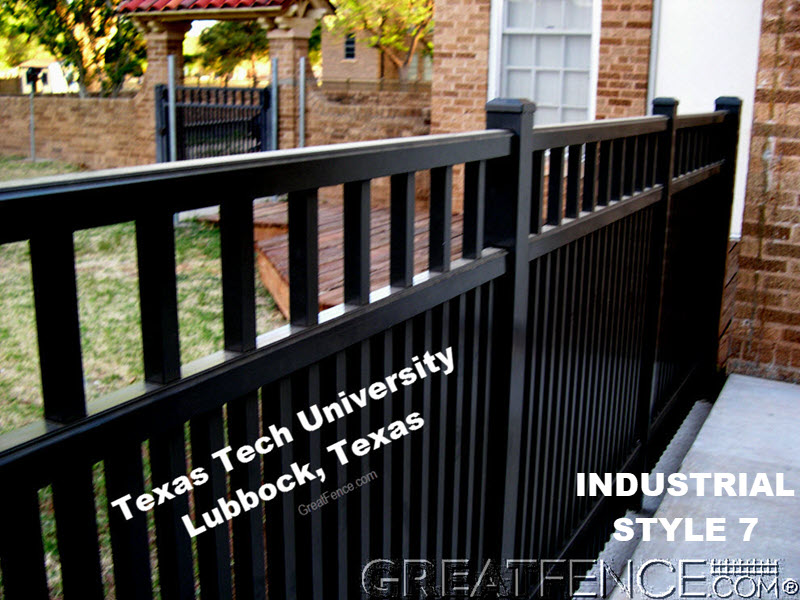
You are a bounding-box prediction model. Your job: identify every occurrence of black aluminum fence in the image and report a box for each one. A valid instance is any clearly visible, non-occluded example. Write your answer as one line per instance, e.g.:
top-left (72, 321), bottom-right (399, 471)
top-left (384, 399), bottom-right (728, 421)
top-left (0, 95), bottom-right (739, 600)
top-left (156, 85), bottom-right (272, 162)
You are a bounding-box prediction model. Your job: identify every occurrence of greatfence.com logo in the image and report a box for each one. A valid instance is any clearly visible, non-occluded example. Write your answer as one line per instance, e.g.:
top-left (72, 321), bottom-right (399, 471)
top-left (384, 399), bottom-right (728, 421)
top-left (360, 558), bottom-right (799, 599)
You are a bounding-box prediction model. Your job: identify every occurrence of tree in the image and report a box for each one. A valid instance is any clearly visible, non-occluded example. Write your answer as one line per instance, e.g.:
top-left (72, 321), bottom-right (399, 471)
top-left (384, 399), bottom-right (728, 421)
top-left (0, 16), bottom-right (35, 68)
top-left (0, 0), bottom-right (145, 96)
top-left (325, 0), bottom-right (433, 80)
top-left (198, 21), bottom-right (269, 87)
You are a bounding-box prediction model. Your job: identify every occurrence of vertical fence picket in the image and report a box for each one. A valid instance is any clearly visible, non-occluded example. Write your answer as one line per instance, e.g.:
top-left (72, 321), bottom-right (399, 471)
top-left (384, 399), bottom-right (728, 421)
top-left (433, 300), bottom-right (451, 563)
top-left (430, 165), bottom-right (453, 272)
top-left (448, 294), bottom-right (467, 557)
top-left (289, 189), bottom-right (319, 326)
top-left (598, 140), bottom-right (612, 206)
top-left (0, 488), bottom-right (49, 599)
top-left (531, 150), bottom-right (546, 233)
top-left (344, 180), bottom-right (371, 304)
top-left (136, 212), bottom-right (194, 600)
top-left (460, 287), bottom-right (481, 557)
top-left (474, 281), bottom-right (494, 564)
top-left (612, 138), bottom-right (625, 201)
top-left (30, 228), bottom-right (104, 600)
top-left (566, 144), bottom-right (582, 218)
top-left (105, 445), bottom-right (154, 600)
top-left (190, 408), bottom-right (233, 600)
top-left (463, 161), bottom-right (486, 256)
top-left (30, 230), bottom-right (85, 422)
top-left (415, 310), bottom-right (434, 559)
top-left (547, 146), bottom-right (565, 226)
top-left (220, 198), bottom-right (266, 600)
top-left (390, 172), bottom-right (415, 287)
top-left (583, 142), bottom-right (599, 212)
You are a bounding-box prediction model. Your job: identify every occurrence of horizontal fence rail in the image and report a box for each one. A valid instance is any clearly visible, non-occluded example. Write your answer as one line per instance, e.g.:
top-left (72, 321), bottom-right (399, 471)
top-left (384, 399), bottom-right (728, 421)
top-left (0, 96), bottom-right (740, 600)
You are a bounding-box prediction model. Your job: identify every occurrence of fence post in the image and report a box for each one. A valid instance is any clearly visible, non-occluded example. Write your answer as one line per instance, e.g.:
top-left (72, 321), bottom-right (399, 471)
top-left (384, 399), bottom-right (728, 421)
top-left (482, 98), bottom-right (535, 561)
top-left (155, 84), bottom-right (168, 163)
top-left (270, 57), bottom-right (279, 151)
top-left (167, 55), bottom-right (178, 163)
top-left (635, 97), bottom-right (677, 492)
top-left (298, 56), bottom-right (306, 148)
top-left (706, 97), bottom-right (742, 391)
top-left (259, 87), bottom-right (270, 152)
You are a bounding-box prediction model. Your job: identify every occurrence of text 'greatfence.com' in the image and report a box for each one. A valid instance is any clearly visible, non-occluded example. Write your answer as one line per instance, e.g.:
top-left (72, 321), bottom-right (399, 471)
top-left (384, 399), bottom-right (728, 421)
top-left (298, 471), bottom-right (379, 516)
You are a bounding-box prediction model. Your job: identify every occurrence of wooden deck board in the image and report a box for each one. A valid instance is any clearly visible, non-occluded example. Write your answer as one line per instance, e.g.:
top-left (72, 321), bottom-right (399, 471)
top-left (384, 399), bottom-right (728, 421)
top-left (202, 201), bottom-right (464, 318)
top-left (241, 203), bottom-right (464, 318)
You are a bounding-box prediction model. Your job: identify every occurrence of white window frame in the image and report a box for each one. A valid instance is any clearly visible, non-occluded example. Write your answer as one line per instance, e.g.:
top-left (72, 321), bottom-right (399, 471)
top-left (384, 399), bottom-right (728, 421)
top-left (488, 0), bottom-right (601, 123)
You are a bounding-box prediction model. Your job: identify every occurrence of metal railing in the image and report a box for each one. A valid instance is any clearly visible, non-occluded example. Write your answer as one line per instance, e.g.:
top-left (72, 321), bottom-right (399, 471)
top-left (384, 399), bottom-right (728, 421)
top-left (156, 85), bottom-right (272, 163)
top-left (0, 95), bottom-right (740, 600)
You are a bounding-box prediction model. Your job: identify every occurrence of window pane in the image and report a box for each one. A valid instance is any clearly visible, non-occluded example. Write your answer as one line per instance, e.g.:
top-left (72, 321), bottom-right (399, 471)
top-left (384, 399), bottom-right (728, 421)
top-left (536, 36), bottom-right (562, 68)
top-left (563, 108), bottom-right (589, 123)
top-left (506, 69), bottom-right (533, 98)
top-left (565, 0), bottom-right (593, 31)
top-left (563, 71), bottom-right (589, 106)
top-left (507, 36), bottom-right (534, 66)
top-left (507, 0), bottom-right (534, 29)
top-left (535, 70), bottom-right (560, 104)
top-left (535, 107), bottom-right (560, 125)
top-left (344, 34), bottom-right (356, 59)
top-left (534, 0), bottom-right (562, 29)
top-left (565, 36), bottom-right (590, 68)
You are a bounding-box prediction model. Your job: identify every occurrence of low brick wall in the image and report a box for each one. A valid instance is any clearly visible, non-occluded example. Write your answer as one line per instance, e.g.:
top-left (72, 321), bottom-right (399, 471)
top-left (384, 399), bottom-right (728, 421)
top-left (307, 84), bottom-right (431, 206)
top-left (306, 84), bottom-right (430, 146)
top-left (0, 93), bottom-right (155, 170)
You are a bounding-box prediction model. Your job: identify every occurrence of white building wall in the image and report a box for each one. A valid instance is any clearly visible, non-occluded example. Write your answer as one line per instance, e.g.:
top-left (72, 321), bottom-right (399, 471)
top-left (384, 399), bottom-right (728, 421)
top-left (651, 0), bottom-right (763, 239)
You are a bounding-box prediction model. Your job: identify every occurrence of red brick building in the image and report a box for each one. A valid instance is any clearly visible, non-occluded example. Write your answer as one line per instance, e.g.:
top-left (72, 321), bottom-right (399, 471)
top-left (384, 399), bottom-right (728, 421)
top-left (431, 0), bottom-right (800, 384)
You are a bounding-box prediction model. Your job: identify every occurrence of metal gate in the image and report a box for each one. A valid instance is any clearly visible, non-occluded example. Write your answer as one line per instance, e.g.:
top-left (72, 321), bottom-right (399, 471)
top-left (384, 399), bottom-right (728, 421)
top-left (156, 84), bottom-right (272, 162)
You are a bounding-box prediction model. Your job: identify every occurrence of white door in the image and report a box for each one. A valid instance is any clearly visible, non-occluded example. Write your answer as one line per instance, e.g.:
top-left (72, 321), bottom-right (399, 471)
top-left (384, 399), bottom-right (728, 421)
top-left (652, 0), bottom-right (763, 238)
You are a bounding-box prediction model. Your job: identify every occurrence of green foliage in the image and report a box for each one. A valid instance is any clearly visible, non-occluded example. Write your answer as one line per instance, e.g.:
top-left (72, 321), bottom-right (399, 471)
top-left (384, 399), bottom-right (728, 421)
top-left (0, 15), bottom-right (35, 68)
top-left (308, 21), bottom-right (322, 70)
top-left (325, 0), bottom-right (433, 77)
top-left (198, 21), bottom-right (269, 87)
top-left (100, 16), bottom-right (145, 96)
top-left (0, 0), bottom-right (144, 96)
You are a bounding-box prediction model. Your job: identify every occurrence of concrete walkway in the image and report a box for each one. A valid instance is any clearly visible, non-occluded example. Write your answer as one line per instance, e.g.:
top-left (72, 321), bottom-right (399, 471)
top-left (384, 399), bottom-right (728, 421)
top-left (605, 374), bottom-right (800, 599)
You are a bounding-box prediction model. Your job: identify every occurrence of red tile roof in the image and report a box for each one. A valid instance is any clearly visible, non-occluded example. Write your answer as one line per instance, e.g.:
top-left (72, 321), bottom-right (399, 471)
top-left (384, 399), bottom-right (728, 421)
top-left (118, 0), bottom-right (291, 14)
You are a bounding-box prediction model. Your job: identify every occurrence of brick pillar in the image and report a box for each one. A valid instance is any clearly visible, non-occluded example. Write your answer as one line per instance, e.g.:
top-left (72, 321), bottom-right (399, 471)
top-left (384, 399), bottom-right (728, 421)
top-left (268, 17), bottom-right (315, 149)
top-left (596, 0), bottom-right (653, 119)
top-left (134, 19), bottom-right (191, 106)
top-left (430, 0), bottom-right (491, 212)
top-left (430, 0), bottom-right (491, 135)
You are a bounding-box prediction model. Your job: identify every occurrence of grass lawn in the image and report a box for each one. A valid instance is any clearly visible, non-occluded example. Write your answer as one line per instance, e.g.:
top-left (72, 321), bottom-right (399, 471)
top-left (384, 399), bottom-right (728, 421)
top-left (0, 158), bottom-right (286, 596)
top-left (0, 154), bottom-right (84, 182)
top-left (0, 220), bottom-right (286, 435)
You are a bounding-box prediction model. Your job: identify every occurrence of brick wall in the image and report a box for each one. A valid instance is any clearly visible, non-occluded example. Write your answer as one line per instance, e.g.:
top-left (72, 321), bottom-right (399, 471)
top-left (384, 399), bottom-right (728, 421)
top-left (428, 0), bottom-right (491, 211)
top-left (728, 0), bottom-right (800, 382)
top-left (307, 83), bottom-right (431, 205)
top-left (430, 0), bottom-right (491, 135)
top-left (321, 29), bottom-right (383, 82)
top-left (307, 84), bottom-right (431, 145)
top-left (596, 0), bottom-right (653, 119)
top-left (0, 93), bottom-right (155, 169)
